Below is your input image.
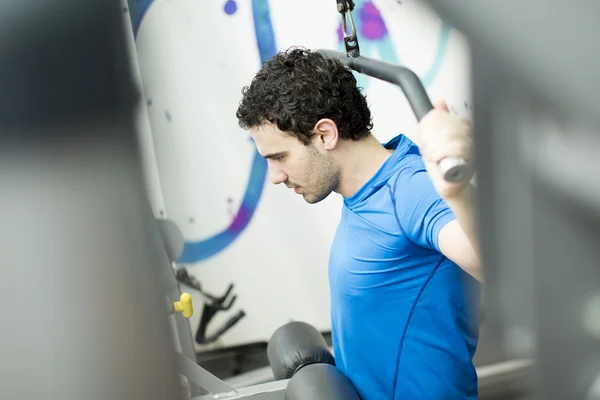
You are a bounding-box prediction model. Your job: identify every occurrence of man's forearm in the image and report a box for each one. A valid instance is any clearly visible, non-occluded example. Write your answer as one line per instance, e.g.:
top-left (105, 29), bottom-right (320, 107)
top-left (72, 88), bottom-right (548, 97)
top-left (444, 185), bottom-right (481, 258)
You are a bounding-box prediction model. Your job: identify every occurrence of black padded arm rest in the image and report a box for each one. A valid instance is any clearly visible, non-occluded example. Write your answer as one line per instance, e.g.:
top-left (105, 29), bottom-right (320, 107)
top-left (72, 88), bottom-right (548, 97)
top-left (267, 321), bottom-right (335, 380)
top-left (286, 363), bottom-right (361, 400)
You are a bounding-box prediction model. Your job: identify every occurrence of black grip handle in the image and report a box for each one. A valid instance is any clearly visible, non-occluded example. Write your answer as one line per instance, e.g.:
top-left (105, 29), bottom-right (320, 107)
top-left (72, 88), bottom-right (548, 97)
top-left (318, 49), bottom-right (470, 183)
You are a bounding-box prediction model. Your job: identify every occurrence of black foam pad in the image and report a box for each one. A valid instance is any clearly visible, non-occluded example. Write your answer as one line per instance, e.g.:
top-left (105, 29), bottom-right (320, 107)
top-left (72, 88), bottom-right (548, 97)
top-left (286, 363), bottom-right (361, 400)
top-left (267, 321), bottom-right (335, 380)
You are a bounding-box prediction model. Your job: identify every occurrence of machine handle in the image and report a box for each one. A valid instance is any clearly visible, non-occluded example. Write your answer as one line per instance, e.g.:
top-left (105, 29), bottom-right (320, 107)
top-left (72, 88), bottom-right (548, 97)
top-left (173, 292), bottom-right (194, 319)
top-left (318, 49), bottom-right (470, 183)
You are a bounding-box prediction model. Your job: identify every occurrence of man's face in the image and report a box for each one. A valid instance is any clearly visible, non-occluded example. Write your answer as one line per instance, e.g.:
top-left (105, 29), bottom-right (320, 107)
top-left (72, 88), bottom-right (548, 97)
top-left (250, 123), bottom-right (340, 204)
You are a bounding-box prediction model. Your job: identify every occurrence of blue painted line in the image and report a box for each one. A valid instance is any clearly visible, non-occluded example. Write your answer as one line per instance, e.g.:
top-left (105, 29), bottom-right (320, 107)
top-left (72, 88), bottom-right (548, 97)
top-left (252, 0), bottom-right (278, 63)
top-left (420, 22), bottom-right (451, 88)
top-left (128, 0), bottom-right (155, 38)
top-left (178, 0), bottom-right (273, 263)
top-left (179, 151), bottom-right (268, 263)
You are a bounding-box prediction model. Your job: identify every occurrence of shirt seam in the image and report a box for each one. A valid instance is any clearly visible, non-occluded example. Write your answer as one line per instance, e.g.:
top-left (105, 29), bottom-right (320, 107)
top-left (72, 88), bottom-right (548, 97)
top-left (386, 180), bottom-right (412, 243)
top-left (346, 139), bottom-right (413, 208)
top-left (390, 255), bottom-right (446, 400)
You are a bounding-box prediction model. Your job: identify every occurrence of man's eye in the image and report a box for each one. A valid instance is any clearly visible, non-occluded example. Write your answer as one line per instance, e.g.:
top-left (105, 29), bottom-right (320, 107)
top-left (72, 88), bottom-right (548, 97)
top-left (273, 156), bottom-right (285, 162)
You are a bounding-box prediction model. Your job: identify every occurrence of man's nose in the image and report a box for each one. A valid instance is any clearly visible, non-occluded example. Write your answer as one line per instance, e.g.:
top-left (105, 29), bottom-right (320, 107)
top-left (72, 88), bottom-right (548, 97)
top-left (269, 166), bottom-right (288, 185)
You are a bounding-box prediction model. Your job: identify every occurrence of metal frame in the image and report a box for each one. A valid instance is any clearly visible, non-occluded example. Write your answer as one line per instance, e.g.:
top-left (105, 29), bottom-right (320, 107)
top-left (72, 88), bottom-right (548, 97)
top-left (425, 1), bottom-right (600, 399)
top-left (191, 380), bottom-right (288, 400)
top-left (170, 341), bottom-right (288, 399)
top-left (174, 348), bottom-right (533, 399)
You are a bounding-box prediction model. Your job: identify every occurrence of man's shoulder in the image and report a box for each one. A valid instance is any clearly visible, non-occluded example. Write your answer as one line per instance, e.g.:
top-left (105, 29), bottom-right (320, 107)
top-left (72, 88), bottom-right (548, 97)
top-left (388, 151), bottom-right (429, 197)
top-left (384, 134), bottom-right (426, 181)
top-left (338, 186), bottom-right (402, 239)
top-left (383, 133), bottom-right (420, 154)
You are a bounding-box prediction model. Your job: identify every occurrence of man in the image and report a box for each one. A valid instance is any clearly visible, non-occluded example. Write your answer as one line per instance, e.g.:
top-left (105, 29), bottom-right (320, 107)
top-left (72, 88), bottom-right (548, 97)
top-left (236, 48), bottom-right (482, 399)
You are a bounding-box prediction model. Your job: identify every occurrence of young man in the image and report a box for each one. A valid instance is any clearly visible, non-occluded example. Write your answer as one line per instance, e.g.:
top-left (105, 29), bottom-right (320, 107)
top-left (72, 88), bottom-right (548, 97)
top-left (236, 48), bottom-right (483, 399)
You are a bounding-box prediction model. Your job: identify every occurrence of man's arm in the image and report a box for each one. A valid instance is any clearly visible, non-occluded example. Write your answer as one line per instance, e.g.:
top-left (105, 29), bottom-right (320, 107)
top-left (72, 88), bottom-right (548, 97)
top-left (437, 186), bottom-right (483, 282)
top-left (392, 165), bottom-right (483, 282)
top-left (417, 100), bottom-right (483, 282)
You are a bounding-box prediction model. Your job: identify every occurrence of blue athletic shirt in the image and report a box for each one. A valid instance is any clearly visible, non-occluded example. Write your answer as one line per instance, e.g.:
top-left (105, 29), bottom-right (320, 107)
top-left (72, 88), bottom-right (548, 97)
top-left (329, 134), bottom-right (481, 400)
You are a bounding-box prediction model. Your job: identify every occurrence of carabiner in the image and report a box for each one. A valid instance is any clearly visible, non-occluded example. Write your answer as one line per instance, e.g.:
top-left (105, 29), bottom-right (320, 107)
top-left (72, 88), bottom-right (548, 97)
top-left (336, 0), bottom-right (360, 58)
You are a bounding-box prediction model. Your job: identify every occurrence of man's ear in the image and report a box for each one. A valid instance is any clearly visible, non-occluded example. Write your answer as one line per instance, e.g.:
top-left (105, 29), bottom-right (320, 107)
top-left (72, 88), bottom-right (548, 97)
top-left (313, 118), bottom-right (339, 150)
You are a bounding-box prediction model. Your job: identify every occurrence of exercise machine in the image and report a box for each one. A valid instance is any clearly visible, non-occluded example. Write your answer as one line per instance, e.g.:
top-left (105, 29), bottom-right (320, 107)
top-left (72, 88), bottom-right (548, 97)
top-left (2, 0), bottom-right (599, 399)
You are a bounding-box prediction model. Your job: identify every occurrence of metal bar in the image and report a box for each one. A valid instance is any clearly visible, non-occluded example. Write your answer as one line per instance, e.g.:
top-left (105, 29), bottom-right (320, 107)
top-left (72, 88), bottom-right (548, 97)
top-left (222, 357), bottom-right (534, 397)
top-left (424, 1), bottom-right (600, 398)
top-left (191, 379), bottom-right (288, 400)
top-left (170, 314), bottom-right (207, 397)
top-left (177, 353), bottom-right (237, 397)
top-left (477, 359), bottom-right (534, 399)
top-left (477, 359), bottom-right (534, 384)
top-left (224, 366), bottom-right (274, 389)
top-left (152, 218), bottom-right (205, 396)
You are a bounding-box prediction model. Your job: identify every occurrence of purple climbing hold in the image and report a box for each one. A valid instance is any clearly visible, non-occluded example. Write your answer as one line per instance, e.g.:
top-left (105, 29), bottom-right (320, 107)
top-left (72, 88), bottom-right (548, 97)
top-left (165, 110), bottom-right (172, 122)
top-left (122, 7), bottom-right (128, 13)
top-left (224, 0), bottom-right (237, 15)
top-left (360, 1), bottom-right (387, 40)
top-left (147, 99), bottom-right (153, 106)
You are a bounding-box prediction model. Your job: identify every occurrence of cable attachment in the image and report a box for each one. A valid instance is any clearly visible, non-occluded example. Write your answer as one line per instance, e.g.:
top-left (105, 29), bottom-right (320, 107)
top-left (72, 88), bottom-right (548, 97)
top-left (336, 0), bottom-right (360, 58)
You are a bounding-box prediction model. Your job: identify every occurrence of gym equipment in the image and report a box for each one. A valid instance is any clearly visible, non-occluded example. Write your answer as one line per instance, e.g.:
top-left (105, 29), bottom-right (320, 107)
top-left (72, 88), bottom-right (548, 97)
top-left (4, 0), bottom-right (598, 399)
top-left (176, 268), bottom-right (246, 345)
top-left (266, 322), bottom-right (360, 399)
top-left (0, 3), bottom-right (188, 400)
top-left (427, 1), bottom-right (600, 399)
top-left (156, 218), bottom-right (186, 263)
top-left (267, 321), bottom-right (336, 380)
top-left (334, 1), bottom-right (470, 184)
top-left (286, 363), bottom-right (362, 400)
top-left (185, 321), bottom-right (360, 400)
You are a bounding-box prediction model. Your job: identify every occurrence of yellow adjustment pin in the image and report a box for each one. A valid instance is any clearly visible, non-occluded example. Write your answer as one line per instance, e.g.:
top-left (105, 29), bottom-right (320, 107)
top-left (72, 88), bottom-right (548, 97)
top-left (173, 293), bottom-right (193, 318)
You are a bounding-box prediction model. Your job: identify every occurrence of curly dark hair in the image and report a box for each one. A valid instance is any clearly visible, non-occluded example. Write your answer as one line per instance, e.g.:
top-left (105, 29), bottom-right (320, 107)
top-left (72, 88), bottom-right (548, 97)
top-left (236, 48), bottom-right (373, 145)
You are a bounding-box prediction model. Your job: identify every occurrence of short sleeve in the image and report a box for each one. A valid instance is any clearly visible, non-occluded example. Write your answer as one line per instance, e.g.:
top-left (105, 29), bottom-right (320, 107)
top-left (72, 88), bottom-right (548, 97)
top-left (391, 156), bottom-right (456, 251)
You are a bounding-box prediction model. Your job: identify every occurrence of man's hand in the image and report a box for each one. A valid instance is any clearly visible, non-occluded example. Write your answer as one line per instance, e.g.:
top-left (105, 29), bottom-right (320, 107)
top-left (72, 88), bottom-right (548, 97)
top-left (417, 100), bottom-right (474, 200)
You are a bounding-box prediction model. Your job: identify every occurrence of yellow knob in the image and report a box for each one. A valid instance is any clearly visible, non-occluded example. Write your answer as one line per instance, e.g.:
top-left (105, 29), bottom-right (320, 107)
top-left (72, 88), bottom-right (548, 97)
top-left (173, 293), bottom-right (193, 318)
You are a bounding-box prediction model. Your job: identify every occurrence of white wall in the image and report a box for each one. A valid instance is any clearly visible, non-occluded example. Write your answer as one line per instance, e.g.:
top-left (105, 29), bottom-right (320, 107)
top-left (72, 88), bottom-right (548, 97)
top-left (124, 0), bottom-right (473, 352)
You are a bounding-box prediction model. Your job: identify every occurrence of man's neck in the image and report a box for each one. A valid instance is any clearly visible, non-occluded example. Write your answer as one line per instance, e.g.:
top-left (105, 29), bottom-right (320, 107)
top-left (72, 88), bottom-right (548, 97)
top-left (334, 134), bottom-right (394, 198)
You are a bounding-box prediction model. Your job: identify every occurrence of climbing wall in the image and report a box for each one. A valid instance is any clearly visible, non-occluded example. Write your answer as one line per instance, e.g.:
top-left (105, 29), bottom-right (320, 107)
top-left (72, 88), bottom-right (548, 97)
top-left (123, 0), bottom-right (473, 351)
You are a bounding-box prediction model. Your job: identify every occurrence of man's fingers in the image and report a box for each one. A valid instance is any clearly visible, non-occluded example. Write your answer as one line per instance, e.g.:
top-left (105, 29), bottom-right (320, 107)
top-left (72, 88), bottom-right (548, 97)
top-left (432, 99), bottom-right (450, 113)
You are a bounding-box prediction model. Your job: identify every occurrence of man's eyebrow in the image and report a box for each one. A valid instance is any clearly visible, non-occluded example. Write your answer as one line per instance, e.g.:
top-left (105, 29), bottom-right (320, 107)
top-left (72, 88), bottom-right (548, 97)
top-left (263, 151), bottom-right (287, 159)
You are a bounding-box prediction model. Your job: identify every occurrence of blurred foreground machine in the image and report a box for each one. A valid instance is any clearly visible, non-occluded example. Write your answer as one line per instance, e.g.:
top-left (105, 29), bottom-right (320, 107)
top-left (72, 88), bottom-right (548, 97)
top-left (427, 1), bottom-right (600, 399)
top-left (1, 0), bottom-right (599, 400)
